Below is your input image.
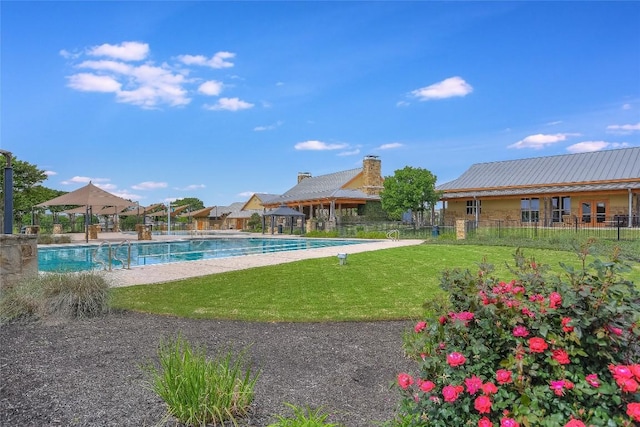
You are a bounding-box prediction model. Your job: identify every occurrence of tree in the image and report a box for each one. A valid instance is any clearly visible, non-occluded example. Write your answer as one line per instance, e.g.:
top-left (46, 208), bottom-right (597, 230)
top-left (173, 197), bottom-right (205, 211)
top-left (380, 166), bottom-right (441, 226)
top-left (0, 155), bottom-right (61, 230)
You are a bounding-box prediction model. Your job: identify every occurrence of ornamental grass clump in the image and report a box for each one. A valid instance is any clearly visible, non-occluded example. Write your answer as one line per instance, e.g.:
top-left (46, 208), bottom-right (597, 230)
top-left (143, 335), bottom-right (259, 426)
top-left (392, 247), bottom-right (639, 426)
top-left (268, 403), bottom-right (343, 427)
top-left (0, 272), bottom-right (110, 323)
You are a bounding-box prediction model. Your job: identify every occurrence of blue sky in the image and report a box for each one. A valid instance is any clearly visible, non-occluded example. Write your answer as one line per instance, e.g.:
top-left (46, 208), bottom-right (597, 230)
top-left (2, 1), bottom-right (639, 207)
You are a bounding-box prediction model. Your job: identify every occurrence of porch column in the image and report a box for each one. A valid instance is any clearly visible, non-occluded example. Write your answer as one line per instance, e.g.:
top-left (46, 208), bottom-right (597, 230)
top-left (629, 188), bottom-right (633, 228)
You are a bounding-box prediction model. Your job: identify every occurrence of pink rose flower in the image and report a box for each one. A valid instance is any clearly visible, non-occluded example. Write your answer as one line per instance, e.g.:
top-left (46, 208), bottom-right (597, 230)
top-left (500, 417), bottom-right (520, 427)
top-left (478, 417), bottom-right (494, 427)
top-left (528, 337), bottom-right (548, 353)
top-left (585, 374), bottom-right (600, 388)
top-left (481, 382), bottom-right (499, 395)
top-left (610, 364), bottom-right (634, 380)
top-left (615, 377), bottom-right (639, 393)
top-left (442, 384), bottom-right (463, 402)
top-left (417, 379), bottom-right (435, 393)
top-left (627, 402), bottom-right (640, 422)
top-left (446, 352), bottom-right (467, 367)
top-left (564, 419), bottom-right (585, 427)
top-left (629, 364), bottom-right (640, 380)
top-left (397, 373), bottom-right (414, 390)
top-left (414, 321), bottom-right (427, 333)
top-left (474, 395), bottom-right (492, 414)
top-left (465, 375), bottom-right (483, 395)
top-left (512, 325), bottom-right (529, 337)
top-left (496, 369), bottom-right (513, 384)
top-left (549, 291), bottom-right (562, 308)
top-left (550, 380), bottom-right (567, 396)
top-left (561, 317), bottom-right (574, 333)
top-left (552, 349), bottom-right (570, 365)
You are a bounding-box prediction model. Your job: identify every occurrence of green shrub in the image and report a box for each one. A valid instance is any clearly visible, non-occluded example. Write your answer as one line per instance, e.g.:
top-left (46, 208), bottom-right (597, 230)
top-left (268, 403), bottom-right (343, 427)
top-left (0, 272), bottom-right (111, 323)
top-left (143, 335), bottom-right (259, 426)
top-left (355, 230), bottom-right (387, 239)
top-left (391, 248), bottom-right (640, 426)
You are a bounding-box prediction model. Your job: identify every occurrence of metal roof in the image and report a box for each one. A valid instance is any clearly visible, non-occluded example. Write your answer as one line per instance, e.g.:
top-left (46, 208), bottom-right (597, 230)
top-left (438, 147), bottom-right (640, 192)
top-left (268, 168), bottom-right (379, 203)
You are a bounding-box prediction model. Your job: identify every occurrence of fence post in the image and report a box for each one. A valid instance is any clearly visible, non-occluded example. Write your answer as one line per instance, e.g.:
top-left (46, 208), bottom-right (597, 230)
top-left (456, 219), bottom-right (466, 240)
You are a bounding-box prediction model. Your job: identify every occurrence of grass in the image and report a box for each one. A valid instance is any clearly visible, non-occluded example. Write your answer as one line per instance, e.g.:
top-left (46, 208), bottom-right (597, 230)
top-left (0, 271), bottom-right (111, 323)
top-left (268, 403), bottom-right (343, 427)
top-left (142, 335), bottom-right (259, 426)
top-left (110, 244), bottom-right (639, 322)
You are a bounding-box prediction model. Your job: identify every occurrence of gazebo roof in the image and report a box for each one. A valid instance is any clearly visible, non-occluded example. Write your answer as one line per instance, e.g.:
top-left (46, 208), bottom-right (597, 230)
top-left (35, 182), bottom-right (135, 209)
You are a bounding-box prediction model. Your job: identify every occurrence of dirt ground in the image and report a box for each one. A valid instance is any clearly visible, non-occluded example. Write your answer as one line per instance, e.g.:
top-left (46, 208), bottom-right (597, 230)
top-left (0, 311), bottom-right (414, 426)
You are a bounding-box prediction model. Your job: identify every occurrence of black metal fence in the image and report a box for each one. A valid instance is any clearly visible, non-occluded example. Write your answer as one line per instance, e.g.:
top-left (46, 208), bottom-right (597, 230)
top-left (335, 215), bottom-right (640, 241)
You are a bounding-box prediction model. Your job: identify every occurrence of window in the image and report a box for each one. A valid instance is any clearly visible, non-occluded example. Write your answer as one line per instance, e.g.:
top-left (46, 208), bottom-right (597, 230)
top-left (521, 198), bottom-right (540, 223)
top-left (466, 199), bottom-right (481, 215)
top-left (551, 196), bottom-right (571, 223)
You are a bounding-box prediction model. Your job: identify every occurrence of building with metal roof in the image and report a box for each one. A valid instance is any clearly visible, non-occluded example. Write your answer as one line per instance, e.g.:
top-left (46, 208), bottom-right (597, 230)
top-left (437, 147), bottom-right (640, 226)
top-left (262, 155), bottom-right (384, 225)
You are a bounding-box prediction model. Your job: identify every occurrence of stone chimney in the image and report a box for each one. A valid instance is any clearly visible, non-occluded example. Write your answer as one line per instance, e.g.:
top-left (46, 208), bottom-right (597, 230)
top-left (362, 155), bottom-right (383, 195)
top-left (298, 172), bottom-right (312, 183)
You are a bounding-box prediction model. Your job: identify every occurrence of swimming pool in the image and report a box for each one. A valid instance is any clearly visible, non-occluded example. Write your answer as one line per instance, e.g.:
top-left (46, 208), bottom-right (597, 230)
top-left (38, 238), bottom-right (369, 272)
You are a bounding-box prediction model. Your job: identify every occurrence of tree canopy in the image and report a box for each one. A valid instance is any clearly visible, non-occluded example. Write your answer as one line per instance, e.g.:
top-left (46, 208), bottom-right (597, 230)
top-left (0, 155), bottom-right (63, 229)
top-left (379, 166), bottom-right (441, 224)
top-left (173, 197), bottom-right (205, 211)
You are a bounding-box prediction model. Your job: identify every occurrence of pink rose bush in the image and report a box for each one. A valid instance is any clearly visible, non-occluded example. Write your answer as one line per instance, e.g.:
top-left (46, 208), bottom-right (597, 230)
top-left (392, 249), bottom-right (639, 426)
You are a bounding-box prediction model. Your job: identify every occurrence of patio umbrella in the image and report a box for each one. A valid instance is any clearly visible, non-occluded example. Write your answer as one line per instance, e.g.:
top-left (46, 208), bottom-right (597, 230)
top-left (35, 182), bottom-right (135, 242)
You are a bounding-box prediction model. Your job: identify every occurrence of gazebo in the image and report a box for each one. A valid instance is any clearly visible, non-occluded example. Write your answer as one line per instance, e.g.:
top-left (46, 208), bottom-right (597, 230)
top-left (35, 182), bottom-right (135, 242)
top-left (262, 205), bottom-right (306, 235)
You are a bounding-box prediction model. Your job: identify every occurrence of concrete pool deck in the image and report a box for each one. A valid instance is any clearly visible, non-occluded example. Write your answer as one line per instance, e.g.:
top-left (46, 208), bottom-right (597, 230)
top-left (62, 231), bottom-right (425, 287)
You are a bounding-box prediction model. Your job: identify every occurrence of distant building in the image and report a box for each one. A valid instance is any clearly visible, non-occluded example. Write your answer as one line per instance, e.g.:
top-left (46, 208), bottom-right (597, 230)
top-left (262, 155), bottom-right (385, 225)
top-left (437, 147), bottom-right (640, 226)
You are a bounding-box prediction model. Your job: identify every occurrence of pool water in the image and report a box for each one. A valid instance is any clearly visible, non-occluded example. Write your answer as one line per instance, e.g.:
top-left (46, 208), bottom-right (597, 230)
top-left (38, 238), bottom-right (369, 272)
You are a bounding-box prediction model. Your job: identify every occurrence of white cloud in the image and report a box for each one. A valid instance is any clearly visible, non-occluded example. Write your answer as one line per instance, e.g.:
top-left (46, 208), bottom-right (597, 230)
top-left (59, 49), bottom-right (81, 59)
top-left (177, 51), bottom-right (235, 69)
top-left (254, 121), bottom-right (283, 131)
top-left (606, 122), bottom-right (640, 134)
top-left (61, 176), bottom-right (109, 185)
top-left (237, 191), bottom-right (256, 198)
top-left (338, 149), bottom-right (361, 156)
top-left (64, 42), bottom-right (245, 109)
top-left (396, 100), bottom-right (410, 107)
top-left (67, 73), bottom-right (121, 92)
top-left (179, 184), bottom-right (206, 191)
top-left (198, 80), bottom-right (224, 96)
top-left (566, 141), bottom-right (630, 153)
top-left (294, 140), bottom-right (348, 151)
top-left (112, 190), bottom-right (142, 201)
top-left (622, 103), bottom-right (632, 110)
top-left (77, 59), bottom-right (133, 74)
top-left (204, 97), bottom-right (254, 111)
top-left (95, 182), bottom-right (117, 191)
top-left (410, 76), bottom-right (473, 101)
top-left (378, 142), bottom-right (403, 150)
top-left (44, 170), bottom-right (57, 176)
top-left (508, 133), bottom-right (580, 149)
top-left (88, 41), bottom-right (149, 61)
top-left (132, 181), bottom-right (168, 190)
top-left (546, 121), bottom-right (563, 126)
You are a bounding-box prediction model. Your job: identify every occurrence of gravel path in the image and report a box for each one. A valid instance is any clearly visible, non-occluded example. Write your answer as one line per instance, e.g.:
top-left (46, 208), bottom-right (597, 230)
top-left (0, 311), bottom-right (414, 426)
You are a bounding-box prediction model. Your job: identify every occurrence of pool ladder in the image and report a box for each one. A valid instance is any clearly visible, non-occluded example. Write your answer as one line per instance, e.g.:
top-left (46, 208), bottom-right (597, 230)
top-left (386, 229), bottom-right (400, 241)
top-left (92, 240), bottom-right (132, 271)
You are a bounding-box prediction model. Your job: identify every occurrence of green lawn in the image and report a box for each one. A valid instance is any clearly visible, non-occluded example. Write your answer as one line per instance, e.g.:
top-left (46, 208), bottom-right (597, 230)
top-left (111, 244), bottom-right (639, 322)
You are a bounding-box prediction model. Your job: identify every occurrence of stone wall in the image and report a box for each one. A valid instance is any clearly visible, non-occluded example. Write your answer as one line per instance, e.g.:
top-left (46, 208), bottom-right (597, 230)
top-left (0, 234), bottom-right (38, 289)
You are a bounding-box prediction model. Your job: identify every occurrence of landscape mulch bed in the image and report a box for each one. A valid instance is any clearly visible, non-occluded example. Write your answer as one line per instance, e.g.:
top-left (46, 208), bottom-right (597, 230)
top-left (0, 311), bottom-right (414, 426)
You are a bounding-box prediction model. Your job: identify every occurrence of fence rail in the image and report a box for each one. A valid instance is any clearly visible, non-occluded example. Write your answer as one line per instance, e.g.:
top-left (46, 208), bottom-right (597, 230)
top-left (335, 216), bottom-right (640, 241)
